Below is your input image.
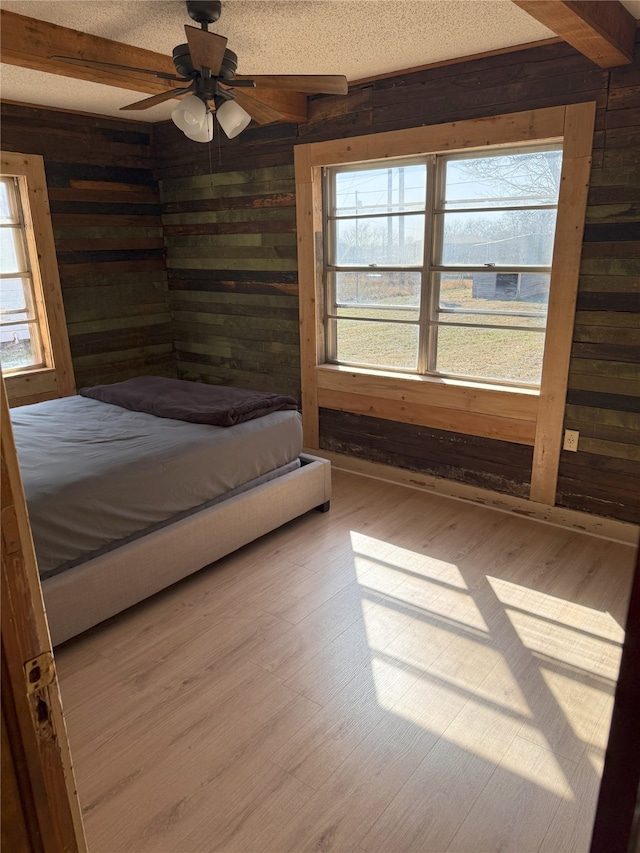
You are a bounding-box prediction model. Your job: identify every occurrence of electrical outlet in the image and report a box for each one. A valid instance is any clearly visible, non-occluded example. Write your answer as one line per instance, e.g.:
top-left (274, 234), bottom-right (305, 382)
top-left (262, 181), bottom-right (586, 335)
top-left (563, 429), bottom-right (579, 452)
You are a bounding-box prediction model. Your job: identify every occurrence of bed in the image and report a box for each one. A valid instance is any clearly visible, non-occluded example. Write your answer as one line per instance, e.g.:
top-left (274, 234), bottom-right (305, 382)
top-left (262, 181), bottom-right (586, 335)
top-left (11, 377), bottom-right (331, 645)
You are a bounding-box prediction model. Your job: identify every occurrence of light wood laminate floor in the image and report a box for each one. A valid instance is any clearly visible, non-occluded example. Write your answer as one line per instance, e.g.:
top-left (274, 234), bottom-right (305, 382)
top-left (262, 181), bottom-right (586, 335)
top-left (55, 470), bottom-right (637, 853)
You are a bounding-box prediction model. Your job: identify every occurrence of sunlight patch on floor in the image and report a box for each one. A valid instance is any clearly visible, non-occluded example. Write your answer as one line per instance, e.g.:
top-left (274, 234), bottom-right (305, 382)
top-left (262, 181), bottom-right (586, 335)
top-left (586, 748), bottom-right (606, 776)
top-left (346, 533), bottom-right (626, 800)
top-left (489, 576), bottom-right (624, 681)
top-left (351, 532), bottom-right (492, 644)
top-left (350, 531), bottom-right (468, 588)
top-left (406, 581), bottom-right (492, 637)
top-left (561, 602), bottom-right (626, 642)
top-left (489, 576), bottom-right (624, 643)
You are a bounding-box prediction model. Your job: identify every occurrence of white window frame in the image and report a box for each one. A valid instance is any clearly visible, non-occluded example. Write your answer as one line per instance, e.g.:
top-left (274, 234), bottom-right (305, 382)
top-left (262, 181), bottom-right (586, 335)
top-left (1, 152), bottom-right (75, 406)
top-left (295, 104), bottom-right (595, 506)
top-left (323, 143), bottom-right (562, 387)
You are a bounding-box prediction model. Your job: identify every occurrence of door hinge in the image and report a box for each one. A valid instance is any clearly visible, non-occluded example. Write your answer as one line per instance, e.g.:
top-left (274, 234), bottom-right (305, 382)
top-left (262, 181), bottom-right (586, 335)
top-left (25, 651), bottom-right (55, 695)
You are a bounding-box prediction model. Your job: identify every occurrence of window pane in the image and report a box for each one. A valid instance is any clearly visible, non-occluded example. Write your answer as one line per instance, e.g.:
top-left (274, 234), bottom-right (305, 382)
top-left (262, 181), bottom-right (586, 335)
top-left (334, 164), bottom-right (426, 217)
top-left (0, 311), bottom-right (30, 324)
top-left (0, 277), bottom-right (34, 315)
top-left (334, 270), bottom-right (421, 318)
top-left (0, 227), bottom-right (28, 274)
top-left (439, 209), bottom-right (557, 266)
top-left (0, 178), bottom-right (19, 224)
top-left (442, 148), bottom-right (562, 209)
top-left (0, 322), bottom-right (42, 371)
top-left (334, 319), bottom-right (419, 369)
top-left (334, 215), bottom-right (425, 266)
top-left (435, 325), bottom-right (545, 384)
top-left (437, 272), bottom-right (549, 319)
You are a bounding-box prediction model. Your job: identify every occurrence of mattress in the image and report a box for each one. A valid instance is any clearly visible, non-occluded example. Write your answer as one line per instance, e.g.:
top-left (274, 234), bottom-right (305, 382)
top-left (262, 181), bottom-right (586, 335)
top-left (12, 395), bottom-right (303, 579)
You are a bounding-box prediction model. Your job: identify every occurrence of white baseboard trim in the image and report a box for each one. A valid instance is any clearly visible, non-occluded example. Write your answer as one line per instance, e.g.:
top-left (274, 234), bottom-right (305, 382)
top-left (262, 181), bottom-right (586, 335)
top-left (309, 448), bottom-right (639, 546)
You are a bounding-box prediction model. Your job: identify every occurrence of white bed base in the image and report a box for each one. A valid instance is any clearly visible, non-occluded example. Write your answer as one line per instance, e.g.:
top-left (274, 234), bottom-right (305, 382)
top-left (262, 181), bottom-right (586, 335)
top-left (43, 454), bottom-right (331, 645)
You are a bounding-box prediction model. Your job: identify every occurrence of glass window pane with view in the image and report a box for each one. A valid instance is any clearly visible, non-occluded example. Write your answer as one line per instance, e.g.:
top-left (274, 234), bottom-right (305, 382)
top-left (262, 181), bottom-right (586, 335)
top-left (325, 145), bottom-right (562, 385)
top-left (0, 177), bottom-right (44, 372)
top-left (327, 163), bottom-right (427, 369)
top-left (433, 146), bottom-right (562, 385)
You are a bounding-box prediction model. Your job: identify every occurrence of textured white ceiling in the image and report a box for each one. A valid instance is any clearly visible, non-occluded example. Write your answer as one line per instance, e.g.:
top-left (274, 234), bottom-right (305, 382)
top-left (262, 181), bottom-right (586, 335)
top-left (2, 0), bottom-right (640, 122)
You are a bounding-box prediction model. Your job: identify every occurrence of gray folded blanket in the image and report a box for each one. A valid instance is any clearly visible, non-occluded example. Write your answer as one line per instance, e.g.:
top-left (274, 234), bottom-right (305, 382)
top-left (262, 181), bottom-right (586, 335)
top-left (79, 376), bottom-right (298, 427)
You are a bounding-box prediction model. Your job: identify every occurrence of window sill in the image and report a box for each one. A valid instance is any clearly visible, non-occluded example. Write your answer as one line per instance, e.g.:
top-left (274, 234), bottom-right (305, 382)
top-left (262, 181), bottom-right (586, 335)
top-left (315, 363), bottom-right (539, 445)
top-left (317, 363), bottom-right (539, 397)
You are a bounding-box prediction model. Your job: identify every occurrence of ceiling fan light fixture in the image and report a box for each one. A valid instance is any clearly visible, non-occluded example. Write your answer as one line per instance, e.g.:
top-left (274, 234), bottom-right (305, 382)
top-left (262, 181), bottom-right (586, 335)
top-left (216, 99), bottom-right (252, 139)
top-left (171, 94), bottom-right (213, 141)
top-left (184, 110), bottom-right (214, 142)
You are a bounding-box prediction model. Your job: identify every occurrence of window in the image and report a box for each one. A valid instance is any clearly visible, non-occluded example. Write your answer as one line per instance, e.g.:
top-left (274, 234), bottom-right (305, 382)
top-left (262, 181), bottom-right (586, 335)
top-left (324, 144), bottom-right (563, 387)
top-left (1, 176), bottom-right (46, 372)
top-left (296, 104), bottom-right (595, 504)
top-left (0, 152), bottom-right (74, 405)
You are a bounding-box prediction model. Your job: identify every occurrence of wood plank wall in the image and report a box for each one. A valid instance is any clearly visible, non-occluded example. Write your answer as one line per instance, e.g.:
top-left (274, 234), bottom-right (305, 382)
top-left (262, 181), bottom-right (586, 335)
top-left (160, 165), bottom-right (301, 398)
top-left (156, 129), bottom-right (301, 399)
top-left (557, 59), bottom-right (640, 524)
top-left (319, 409), bottom-right (535, 497)
top-left (0, 104), bottom-right (174, 388)
top-left (154, 36), bottom-right (639, 523)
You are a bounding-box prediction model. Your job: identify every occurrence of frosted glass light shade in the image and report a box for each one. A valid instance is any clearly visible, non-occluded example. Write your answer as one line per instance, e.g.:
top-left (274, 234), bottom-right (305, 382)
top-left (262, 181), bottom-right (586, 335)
top-left (183, 111), bottom-right (213, 142)
top-left (171, 95), bottom-right (213, 142)
top-left (216, 99), bottom-right (251, 139)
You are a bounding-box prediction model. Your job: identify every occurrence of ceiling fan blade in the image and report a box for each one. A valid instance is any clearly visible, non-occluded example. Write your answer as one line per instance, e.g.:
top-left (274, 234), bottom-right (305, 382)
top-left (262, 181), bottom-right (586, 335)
top-left (50, 55), bottom-right (188, 81)
top-left (120, 85), bottom-right (194, 111)
top-left (233, 74), bottom-right (348, 95)
top-left (228, 89), bottom-right (283, 125)
top-left (185, 25), bottom-right (227, 75)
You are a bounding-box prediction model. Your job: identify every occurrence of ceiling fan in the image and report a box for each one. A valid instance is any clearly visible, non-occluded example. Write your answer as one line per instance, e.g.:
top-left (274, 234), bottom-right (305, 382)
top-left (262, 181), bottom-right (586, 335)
top-left (52, 0), bottom-right (349, 142)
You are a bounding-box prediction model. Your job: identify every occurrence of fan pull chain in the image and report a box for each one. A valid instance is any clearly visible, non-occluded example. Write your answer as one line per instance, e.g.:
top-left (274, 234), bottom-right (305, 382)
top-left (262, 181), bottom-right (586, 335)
top-left (208, 128), bottom-right (214, 193)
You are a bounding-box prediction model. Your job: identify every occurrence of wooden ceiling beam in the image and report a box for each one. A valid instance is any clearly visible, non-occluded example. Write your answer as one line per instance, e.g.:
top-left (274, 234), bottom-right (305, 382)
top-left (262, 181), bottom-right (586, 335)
top-left (0, 10), bottom-right (308, 123)
top-left (0, 11), bottom-right (182, 95)
top-left (512, 1), bottom-right (635, 67)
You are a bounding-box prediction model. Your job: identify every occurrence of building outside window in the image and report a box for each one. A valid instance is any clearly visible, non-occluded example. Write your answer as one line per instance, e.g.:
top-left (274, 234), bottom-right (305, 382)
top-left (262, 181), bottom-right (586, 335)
top-left (324, 143), bottom-right (563, 387)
